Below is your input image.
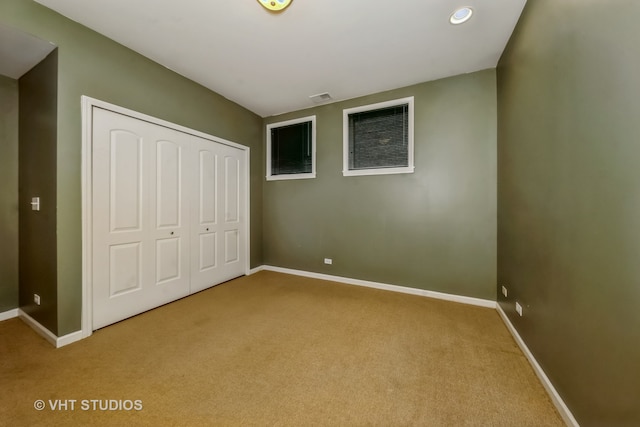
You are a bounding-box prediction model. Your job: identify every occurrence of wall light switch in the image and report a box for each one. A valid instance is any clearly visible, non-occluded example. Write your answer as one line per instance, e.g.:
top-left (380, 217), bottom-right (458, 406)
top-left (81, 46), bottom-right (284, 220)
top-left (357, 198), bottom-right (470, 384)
top-left (31, 197), bottom-right (40, 211)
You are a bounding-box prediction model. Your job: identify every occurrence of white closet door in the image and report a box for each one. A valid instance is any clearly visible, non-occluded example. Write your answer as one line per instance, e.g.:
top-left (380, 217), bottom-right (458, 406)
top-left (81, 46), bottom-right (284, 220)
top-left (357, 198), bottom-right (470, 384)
top-left (91, 106), bottom-right (247, 330)
top-left (190, 136), bottom-right (246, 292)
top-left (147, 125), bottom-right (191, 307)
top-left (92, 108), bottom-right (190, 329)
top-left (218, 142), bottom-right (246, 282)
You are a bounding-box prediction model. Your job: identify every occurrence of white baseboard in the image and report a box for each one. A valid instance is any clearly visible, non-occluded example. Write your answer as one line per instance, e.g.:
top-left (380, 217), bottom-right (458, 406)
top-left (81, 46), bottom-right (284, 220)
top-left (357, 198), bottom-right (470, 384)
top-left (56, 330), bottom-right (84, 347)
top-left (18, 309), bottom-right (57, 346)
top-left (18, 309), bottom-right (83, 348)
top-left (497, 305), bottom-right (579, 427)
top-left (248, 265), bottom-right (265, 275)
top-left (261, 265), bottom-right (497, 309)
top-left (0, 308), bottom-right (19, 322)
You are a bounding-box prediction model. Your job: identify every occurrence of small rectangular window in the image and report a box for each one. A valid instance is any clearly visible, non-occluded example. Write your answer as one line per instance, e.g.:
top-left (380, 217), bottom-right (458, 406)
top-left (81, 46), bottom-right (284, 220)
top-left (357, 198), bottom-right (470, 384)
top-left (343, 97), bottom-right (414, 176)
top-left (266, 116), bottom-right (316, 181)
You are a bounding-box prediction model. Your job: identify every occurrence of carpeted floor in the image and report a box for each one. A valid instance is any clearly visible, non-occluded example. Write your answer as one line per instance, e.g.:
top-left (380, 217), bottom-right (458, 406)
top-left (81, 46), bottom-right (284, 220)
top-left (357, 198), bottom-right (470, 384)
top-left (0, 271), bottom-right (564, 426)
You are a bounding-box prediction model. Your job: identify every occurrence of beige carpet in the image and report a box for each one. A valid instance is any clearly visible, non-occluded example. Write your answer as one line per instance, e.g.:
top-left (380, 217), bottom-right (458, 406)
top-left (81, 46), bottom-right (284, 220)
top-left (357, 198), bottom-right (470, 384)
top-left (0, 271), bottom-right (564, 426)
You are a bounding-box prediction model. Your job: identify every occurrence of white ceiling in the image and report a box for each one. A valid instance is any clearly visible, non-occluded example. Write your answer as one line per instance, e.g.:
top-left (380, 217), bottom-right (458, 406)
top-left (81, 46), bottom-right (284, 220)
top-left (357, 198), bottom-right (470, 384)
top-left (0, 23), bottom-right (56, 79)
top-left (34, 0), bottom-right (526, 117)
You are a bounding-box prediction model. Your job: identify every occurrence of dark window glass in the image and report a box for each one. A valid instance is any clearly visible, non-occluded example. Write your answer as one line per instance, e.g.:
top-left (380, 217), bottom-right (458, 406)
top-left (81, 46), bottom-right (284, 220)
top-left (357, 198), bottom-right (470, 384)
top-left (348, 104), bottom-right (408, 170)
top-left (270, 121), bottom-right (312, 175)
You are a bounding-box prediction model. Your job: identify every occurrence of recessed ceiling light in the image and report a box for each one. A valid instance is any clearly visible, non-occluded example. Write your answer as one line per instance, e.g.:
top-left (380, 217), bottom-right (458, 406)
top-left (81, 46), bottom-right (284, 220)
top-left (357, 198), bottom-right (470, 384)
top-left (450, 7), bottom-right (473, 25)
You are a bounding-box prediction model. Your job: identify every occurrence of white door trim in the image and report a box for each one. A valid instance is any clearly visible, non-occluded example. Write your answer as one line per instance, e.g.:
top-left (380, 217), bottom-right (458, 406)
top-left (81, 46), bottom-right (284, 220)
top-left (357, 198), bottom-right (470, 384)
top-left (81, 96), bottom-right (251, 339)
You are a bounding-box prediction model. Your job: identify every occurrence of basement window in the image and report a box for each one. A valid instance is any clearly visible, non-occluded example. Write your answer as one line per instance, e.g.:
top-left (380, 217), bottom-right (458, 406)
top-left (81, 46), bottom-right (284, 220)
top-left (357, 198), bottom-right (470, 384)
top-left (343, 97), bottom-right (414, 176)
top-left (266, 116), bottom-right (316, 181)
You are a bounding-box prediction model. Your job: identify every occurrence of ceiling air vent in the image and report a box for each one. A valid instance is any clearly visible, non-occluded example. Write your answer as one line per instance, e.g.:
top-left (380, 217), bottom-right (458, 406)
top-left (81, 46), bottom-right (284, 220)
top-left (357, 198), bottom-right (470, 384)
top-left (309, 92), bottom-right (332, 104)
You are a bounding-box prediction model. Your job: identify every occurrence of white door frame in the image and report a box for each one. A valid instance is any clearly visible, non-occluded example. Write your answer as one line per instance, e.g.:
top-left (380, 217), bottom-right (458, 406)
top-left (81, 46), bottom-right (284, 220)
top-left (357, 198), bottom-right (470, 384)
top-left (81, 96), bottom-right (251, 339)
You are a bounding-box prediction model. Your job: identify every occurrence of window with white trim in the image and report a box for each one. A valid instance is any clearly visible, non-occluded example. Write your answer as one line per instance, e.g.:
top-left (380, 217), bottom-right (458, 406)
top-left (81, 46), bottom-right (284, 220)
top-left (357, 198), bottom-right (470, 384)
top-left (266, 115), bottom-right (316, 181)
top-left (343, 97), bottom-right (414, 176)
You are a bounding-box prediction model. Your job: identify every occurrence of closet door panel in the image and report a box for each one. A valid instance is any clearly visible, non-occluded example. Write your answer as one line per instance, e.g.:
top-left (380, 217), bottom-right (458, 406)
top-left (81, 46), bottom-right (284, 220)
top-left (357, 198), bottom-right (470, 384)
top-left (190, 140), bottom-right (220, 292)
top-left (92, 109), bottom-right (152, 329)
top-left (147, 130), bottom-right (190, 304)
top-left (217, 144), bottom-right (246, 282)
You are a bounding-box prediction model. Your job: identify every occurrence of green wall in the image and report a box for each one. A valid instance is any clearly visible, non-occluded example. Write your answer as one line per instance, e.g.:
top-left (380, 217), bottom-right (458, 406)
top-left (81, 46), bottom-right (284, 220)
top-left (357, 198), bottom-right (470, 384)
top-left (0, 75), bottom-right (19, 313)
top-left (264, 70), bottom-right (497, 300)
top-left (18, 50), bottom-right (59, 333)
top-left (0, 0), bottom-right (263, 335)
top-left (497, 1), bottom-right (640, 425)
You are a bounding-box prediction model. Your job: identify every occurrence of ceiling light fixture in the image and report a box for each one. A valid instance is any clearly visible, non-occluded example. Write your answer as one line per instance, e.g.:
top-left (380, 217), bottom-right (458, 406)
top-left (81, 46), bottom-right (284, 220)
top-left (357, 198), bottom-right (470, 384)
top-left (258, 0), bottom-right (293, 13)
top-left (450, 7), bottom-right (473, 25)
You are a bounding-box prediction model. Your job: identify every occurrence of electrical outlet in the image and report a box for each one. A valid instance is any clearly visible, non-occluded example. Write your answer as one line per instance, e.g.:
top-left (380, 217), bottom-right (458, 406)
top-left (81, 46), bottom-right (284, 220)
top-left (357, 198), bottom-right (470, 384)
top-left (323, 258), bottom-right (333, 265)
top-left (34, 294), bottom-right (41, 306)
top-left (501, 286), bottom-right (508, 297)
top-left (515, 302), bottom-right (523, 316)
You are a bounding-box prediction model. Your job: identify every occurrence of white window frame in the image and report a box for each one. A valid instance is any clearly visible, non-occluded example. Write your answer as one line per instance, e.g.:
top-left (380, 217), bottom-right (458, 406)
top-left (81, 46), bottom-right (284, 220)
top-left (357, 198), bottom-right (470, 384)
top-left (266, 115), bottom-right (316, 181)
top-left (342, 96), bottom-right (415, 177)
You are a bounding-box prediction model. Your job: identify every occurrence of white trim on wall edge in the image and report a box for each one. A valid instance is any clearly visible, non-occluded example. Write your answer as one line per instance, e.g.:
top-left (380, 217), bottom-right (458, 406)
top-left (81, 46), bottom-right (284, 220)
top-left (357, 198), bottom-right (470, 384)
top-left (261, 265), bottom-right (497, 309)
top-left (18, 310), bottom-right (83, 348)
top-left (497, 305), bottom-right (579, 427)
top-left (0, 308), bottom-right (19, 322)
top-left (248, 266), bottom-right (266, 275)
